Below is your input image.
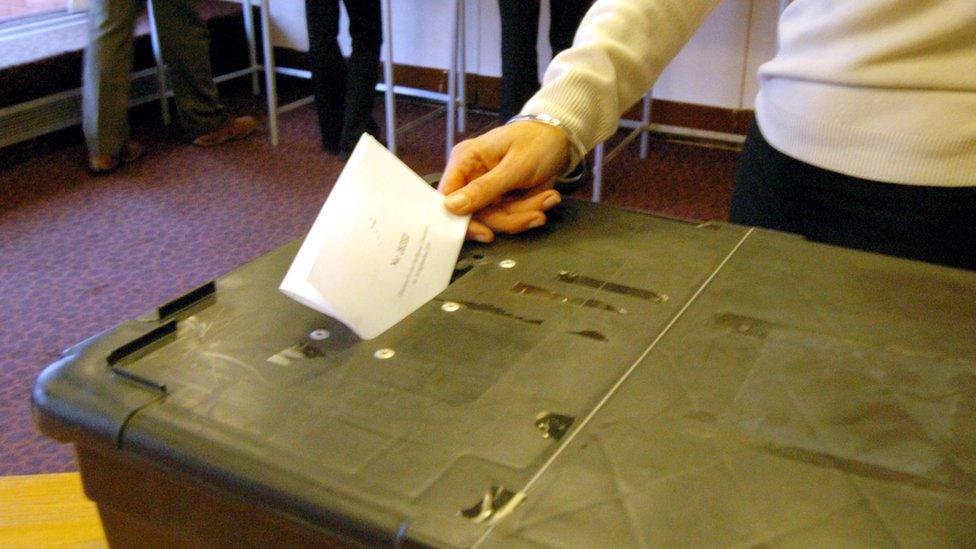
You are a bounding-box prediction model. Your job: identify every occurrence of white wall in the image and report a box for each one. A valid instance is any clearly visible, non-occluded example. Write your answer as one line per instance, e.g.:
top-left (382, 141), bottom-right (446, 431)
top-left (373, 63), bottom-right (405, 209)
top-left (743, 0), bottom-right (780, 108)
top-left (267, 0), bottom-right (779, 111)
top-left (653, 0), bottom-right (752, 109)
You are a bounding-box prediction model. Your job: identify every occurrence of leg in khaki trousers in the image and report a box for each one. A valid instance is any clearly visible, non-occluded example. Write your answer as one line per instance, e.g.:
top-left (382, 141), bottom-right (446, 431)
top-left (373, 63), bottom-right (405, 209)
top-left (82, 0), bottom-right (228, 159)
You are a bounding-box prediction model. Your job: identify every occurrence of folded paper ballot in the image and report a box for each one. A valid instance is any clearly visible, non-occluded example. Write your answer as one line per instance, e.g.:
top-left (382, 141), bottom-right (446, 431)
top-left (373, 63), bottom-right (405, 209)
top-left (280, 134), bottom-right (470, 339)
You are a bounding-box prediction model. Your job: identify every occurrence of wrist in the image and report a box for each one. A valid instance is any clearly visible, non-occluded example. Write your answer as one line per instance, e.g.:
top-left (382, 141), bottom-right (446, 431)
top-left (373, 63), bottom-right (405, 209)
top-left (506, 113), bottom-right (586, 176)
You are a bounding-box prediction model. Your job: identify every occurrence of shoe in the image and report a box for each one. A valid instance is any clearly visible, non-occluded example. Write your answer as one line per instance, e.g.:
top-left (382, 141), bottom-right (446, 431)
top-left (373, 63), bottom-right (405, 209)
top-left (87, 140), bottom-right (145, 175)
top-left (192, 116), bottom-right (257, 147)
top-left (337, 119), bottom-right (382, 153)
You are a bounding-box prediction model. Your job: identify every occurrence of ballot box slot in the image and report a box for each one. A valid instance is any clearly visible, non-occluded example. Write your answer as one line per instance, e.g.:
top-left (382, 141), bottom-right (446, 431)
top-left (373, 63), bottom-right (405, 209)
top-left (566, 329), bottom-right (607, 342)
top-left (556, 270), bottom-right (669, 303)
top-left (152, 281), bottom-right (217, 322)
top-left (510, 282), bottom-right (629, 315)
top-left (105, 321), bottom-right (174, 393)
top-left (712, 312), bottom-right (775, 339)
top-left (433, 298), bottom-right (544, 325)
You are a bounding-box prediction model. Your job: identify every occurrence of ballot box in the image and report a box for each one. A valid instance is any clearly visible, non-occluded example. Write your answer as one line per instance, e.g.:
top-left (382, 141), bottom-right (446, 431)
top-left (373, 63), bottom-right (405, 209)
top-left (33, 199), bottom-right (976, 547)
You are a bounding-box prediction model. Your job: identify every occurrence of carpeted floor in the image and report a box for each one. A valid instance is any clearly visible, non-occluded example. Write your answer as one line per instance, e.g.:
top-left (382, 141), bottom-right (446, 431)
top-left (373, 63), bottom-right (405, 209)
top-left (0, 86), bottom-right (739, 476)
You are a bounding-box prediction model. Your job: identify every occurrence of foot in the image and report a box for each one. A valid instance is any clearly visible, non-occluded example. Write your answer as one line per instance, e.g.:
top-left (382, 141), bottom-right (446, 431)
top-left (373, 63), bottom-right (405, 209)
top-left (88, 140), bottom-right (145, 175)
top-left (192, 116), bottom-right (257, 147)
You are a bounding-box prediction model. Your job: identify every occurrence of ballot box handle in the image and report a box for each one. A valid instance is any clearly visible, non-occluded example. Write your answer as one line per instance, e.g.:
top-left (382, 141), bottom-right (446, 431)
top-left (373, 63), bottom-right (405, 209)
top-left (139, 280), bottom-right (217, 323)
top-left (105, 322), bottom-right (175, 393)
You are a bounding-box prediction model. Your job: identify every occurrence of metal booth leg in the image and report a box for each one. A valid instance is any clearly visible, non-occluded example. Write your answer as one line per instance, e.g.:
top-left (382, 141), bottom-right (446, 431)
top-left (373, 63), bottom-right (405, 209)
top-left (639, 91), bottom-right (652, 159)
top-left (258, 0), bottom-right (279, 145)
top-left (240, 0), bottom-right (261, 95)
top-left (456, 0), bottom-right (466, 134)
top-left (146, 0), bottom-right (170, 125)
top-left (445, 0), bottom-right (459, 161)
top-left (381, 0), bottom-right (396, 154)
top-left (591, 142), bottom-right (604, 203)
top-left (592, 89), bottom-right (653, 202)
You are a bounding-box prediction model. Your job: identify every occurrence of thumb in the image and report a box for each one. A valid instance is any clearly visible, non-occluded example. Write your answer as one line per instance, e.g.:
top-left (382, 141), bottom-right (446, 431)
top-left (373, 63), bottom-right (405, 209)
top-left (443, 154), bottom-right (527, 215)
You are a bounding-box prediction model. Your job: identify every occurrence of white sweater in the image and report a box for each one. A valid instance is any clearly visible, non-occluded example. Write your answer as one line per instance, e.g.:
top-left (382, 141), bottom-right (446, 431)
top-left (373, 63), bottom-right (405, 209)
top-left (523, 0), bottom-right (976, 187)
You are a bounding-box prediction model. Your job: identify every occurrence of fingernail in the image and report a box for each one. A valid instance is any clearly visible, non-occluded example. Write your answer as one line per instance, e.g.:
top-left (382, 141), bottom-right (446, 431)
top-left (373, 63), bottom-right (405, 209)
top-left (528, 217), bottom-right (545, 229)
top-left (542, 194), bottom-right (561, 209)
top-left (445, 192), bottom-right (469, 211)
top-left (473, 233), bottom-right (492, 243)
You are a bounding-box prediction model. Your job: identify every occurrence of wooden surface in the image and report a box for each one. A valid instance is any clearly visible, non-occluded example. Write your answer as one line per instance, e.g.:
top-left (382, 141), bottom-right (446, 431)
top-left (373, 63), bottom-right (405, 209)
top-left (0, 472), bottom-right (107, 547)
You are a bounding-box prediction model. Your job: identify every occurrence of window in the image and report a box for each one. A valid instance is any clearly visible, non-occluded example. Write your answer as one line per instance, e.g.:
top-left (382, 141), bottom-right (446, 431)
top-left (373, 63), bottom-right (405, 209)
top-left (0, 0), bottom-right (76, 25)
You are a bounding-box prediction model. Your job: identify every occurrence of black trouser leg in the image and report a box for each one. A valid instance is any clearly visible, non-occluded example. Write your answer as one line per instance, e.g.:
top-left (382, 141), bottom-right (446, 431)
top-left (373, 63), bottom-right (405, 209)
top-left (305, 0), bottom-right (346, 152)
top-left (549, 0), bottom-right (591, 53)
top-left (497, 0), bottom-right (540, 122)
top-left (338, 0), bottom-right (382, 152)
top-left (732, 122), bottom-right (976, 270)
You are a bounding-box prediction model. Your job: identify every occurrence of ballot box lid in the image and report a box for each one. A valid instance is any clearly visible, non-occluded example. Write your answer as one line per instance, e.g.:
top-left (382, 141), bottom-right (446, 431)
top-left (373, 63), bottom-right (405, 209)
top-left (33, 199), bottom-right (976, 547)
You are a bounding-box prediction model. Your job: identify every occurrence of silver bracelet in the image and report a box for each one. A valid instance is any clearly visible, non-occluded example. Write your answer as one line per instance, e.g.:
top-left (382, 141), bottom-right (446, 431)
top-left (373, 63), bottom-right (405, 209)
top-left (505, 113), bottom-right (587, 176)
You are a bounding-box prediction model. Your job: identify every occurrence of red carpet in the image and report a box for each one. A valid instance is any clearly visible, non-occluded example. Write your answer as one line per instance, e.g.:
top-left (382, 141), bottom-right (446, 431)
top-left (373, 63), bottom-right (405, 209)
top-left (0, 89), bottom-right (738, 475)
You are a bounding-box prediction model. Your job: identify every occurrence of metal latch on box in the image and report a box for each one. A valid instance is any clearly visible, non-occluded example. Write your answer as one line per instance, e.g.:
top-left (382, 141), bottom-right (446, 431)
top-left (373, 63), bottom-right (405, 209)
top-left (535, 412), bottom-right (575, 440)
top-left (460, 486), bottom-right (527, 525)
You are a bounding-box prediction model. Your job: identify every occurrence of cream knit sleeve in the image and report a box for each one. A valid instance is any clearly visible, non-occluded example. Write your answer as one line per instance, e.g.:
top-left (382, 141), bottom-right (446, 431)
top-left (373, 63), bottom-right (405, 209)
top-left (522, 0), bottom-right (723, 159)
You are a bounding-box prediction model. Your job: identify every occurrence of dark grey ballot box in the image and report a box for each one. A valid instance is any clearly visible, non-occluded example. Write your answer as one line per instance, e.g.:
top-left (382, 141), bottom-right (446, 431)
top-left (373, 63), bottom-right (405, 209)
top-left (33, 199), bottom-right (976, 548)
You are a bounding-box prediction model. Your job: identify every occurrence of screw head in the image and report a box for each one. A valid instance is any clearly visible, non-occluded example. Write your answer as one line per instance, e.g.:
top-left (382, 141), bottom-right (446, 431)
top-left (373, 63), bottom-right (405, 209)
top-left (309, 329), bottom-right (331, 340)
top-left (374, 348), bottom-right (395, 360)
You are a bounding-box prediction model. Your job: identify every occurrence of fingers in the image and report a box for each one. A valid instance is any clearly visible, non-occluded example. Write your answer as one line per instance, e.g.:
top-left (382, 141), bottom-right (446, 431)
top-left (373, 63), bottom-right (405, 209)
top-left (439, 140), bottom-right (486, 196)
top-left (463, 190), bottom-right (563, 242)
top-left (441, 122), bottom-right (572, 216)
top-left (475, 189), bottom-right (562, 235)
top-left (477, 210), bottom-right (547, 235)
top-left (502, 188), bottom-right (562, 214)
top-left (466, 219), bottom-right (495, 243)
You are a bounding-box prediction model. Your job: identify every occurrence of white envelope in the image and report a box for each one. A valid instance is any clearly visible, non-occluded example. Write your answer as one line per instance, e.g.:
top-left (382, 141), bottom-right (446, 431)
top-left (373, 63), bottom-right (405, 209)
top-left (280, 134), bottom-right (470, 339)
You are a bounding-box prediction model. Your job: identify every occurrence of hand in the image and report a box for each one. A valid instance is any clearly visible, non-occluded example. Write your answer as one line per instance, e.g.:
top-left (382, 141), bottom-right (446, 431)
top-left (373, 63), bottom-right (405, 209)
top-left (439, 121), bottom-right (573, 242)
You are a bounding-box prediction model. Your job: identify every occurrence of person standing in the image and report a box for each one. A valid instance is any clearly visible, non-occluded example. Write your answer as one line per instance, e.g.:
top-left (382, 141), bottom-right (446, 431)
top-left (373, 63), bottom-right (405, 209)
top-left (305, 0), bottom-right (383, 158)
top-left (497, 0), bottom-right (592, 122)
top-left (83, 0), bottom-right (255, 174)
top-left (440, 0), bottom-right (976, 271)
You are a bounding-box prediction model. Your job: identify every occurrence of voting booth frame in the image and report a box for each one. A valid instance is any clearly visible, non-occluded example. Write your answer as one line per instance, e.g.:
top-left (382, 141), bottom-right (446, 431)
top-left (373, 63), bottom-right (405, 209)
top-left (33, 199), bottom-right (976, 548)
